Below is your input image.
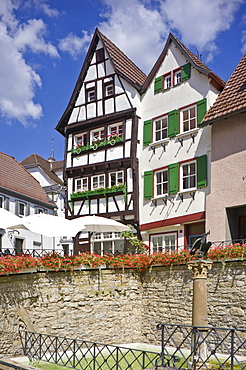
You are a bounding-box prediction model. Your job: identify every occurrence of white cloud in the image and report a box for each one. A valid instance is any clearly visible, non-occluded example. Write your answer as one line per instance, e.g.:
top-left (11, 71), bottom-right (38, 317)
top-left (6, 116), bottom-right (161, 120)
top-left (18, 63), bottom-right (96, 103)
top-left (160, 0), bottom-right (243, 62)
top-left (14, 18), bottom-right (59, 57)
top-left (98, 0), bottom-right (169, 73)
top-left (0, 0), bottom-right (59, 126)
top-left (241, 30), bottom-right (246, 53)
top-left (58, 31), bottom-right (91, 59)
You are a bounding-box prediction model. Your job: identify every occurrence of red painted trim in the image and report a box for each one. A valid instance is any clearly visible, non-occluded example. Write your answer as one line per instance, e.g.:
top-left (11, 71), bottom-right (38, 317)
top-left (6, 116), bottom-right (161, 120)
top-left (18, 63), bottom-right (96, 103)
top-left (179, 101), bottom-right (197, 111)
top-left (140, 211), bottom-right (206, 231)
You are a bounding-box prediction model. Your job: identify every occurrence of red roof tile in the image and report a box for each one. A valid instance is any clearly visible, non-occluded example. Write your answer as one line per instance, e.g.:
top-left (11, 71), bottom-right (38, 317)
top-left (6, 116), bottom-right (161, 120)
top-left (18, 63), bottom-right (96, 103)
top-left (21, 154), bottom-right (64, 186)
top-left (99, 31), bottom-right (147, 87)
top-left (202, 53), bottom-right (246, 124)
top-left (0, 152), bottom-right (55, 206)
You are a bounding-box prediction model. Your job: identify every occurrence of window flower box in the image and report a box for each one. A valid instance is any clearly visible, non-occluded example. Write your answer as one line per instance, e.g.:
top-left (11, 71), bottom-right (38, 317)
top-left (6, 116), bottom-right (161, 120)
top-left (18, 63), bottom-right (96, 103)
top-left (71, 135), bottom-right (123, 154)
top-left (70, 184), bottom-right (126, 200)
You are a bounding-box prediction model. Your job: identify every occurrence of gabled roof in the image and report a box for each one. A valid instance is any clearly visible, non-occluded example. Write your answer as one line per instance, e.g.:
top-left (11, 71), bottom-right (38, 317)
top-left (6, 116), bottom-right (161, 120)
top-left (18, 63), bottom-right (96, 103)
top-left (56, 28), bottom-right (147, 135)
top-left (202, 53), bottom-right (246, 125)
top-left (99, 31), bottom-right (147, 88)
top-left (140, 33), bottom-right (225, 93)
top-left (0, 152), bottom-right (55, 207)
top-left (21, 154), bottom-right (64, 186)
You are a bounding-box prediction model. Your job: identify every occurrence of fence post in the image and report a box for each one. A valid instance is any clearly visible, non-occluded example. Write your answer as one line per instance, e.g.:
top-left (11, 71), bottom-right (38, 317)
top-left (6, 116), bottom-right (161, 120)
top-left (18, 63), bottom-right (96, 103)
top-left (231, 329), bottom-right (235, 370)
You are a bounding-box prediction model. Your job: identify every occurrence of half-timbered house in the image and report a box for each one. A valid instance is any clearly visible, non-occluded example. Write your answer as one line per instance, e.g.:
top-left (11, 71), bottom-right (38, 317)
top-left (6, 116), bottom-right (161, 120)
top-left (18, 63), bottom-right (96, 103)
top-left (56, 28), bottom-right (146, 254)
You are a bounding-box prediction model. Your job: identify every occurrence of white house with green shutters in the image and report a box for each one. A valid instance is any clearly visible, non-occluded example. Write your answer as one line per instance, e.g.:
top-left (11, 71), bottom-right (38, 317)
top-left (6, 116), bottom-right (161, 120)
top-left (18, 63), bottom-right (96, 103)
top-left (138, 33), bottom-right (225, 253)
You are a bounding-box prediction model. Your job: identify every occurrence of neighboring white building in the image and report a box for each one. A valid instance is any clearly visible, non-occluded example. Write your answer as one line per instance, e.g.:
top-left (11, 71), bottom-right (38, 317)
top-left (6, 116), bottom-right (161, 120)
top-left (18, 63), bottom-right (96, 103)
top-left (0, 152), bottom-right (58, 255)
top-left (21, 153), bottom-right (65, 218)
top-left (139, 34), bottom-right (225, 252)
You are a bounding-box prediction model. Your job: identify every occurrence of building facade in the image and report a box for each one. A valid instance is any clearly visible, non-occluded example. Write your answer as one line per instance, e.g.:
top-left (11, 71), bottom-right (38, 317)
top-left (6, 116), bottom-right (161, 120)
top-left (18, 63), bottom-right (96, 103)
top-left (56, 29), bottom-right (225, 254)
top-left (203, 53), bottom-right (246, 243)
top-left (139, 33), bottom-right (224, 252)
top-left (0, 152), bottom-right (57, 254)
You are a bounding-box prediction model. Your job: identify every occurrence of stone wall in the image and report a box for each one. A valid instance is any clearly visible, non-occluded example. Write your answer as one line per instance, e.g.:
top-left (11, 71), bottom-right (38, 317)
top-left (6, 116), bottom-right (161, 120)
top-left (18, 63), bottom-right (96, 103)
top-left (0, 260), bottom-right (246, 356)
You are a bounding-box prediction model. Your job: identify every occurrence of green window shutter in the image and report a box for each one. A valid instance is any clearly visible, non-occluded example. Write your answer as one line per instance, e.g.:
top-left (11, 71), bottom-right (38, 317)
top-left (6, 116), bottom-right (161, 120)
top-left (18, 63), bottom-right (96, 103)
top-left (181, 63), bottom-right (191, 81)
top-left (144, 171), bottom-right (153, 199)
top-left (168, 163), bottom-right (179, 194)
top-left (197, 155), bottom-right (207, 188)
top-left (168, 110), bottom-right (179, 138)
top-left (197, 98), bottom-right (207, 125)
top-left (143, 120), bottom-right (153, 145)
top-left (154, 76), bottom-right (162, 93)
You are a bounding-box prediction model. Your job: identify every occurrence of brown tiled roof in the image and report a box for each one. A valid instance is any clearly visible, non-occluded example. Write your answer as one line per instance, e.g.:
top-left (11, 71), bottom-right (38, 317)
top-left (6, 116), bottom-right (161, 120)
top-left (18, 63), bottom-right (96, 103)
top-left (202, 53), bottom-right (246, 124)
top-left (0, 152), bottom-right (55, 206)
top-left (21, 154), bottom-right (64, 186)
top-left (99, 30), bottom-right (147, 87)
top-left (171, 34), bottom-right (225, 87)
top-left (141, 33), bottom-right (225, 93)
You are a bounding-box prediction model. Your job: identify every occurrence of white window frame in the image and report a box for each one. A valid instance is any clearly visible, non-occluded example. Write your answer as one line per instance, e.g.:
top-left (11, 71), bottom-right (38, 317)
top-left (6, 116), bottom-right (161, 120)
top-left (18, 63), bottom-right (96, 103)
top-left (105, 83), bottom-right (114, 97)
top-left (109, 171), bottom-right (124, 187)
top-left (180, 104), bottom-right (197, 133)
top-left (150, 233), bottom-right (177, 254)
top-left (75, 178), bottom-right (88, 192)
top-left (180, 160), bottom-right (197, 192)
top-left (108, 122), bottom-right (123, 137)
top-left (92, 174), bottom-right (105, 189)
top-left (154, 115), bottom-right (168, 142)
top-left (164, 73), bottom-right (171, 89)
top-left (92, 232), bottom-right (123, 255)
top-left (86, 86), bottom-right (96, 103)
top-left (155, 169), bottom-right (168, 197)
top-left (174, 69), bottom-right (182, 85)
top-left (90, 127), bottom-right (105, 144)
top-left (74, 133), bottom-right (87, 147)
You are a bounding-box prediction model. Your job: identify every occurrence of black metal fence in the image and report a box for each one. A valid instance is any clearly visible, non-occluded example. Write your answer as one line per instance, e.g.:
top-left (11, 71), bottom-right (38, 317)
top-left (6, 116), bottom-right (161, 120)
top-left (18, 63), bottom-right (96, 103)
top-left (20, 325), bottom-right (246, 370)
top-left (157, 323), bottom-right (246, 369)
top-left (19, 331), bottom-right (161, 370)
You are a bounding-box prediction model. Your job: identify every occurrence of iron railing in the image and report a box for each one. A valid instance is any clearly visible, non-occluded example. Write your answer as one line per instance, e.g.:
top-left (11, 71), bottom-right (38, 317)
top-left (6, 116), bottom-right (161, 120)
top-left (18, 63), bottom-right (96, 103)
top-left (157, 323), bottom-right (246, 369)
top-left (20, 330), bottom-right (161, 370)
top-left (2, 238), bottom-right (246, 258)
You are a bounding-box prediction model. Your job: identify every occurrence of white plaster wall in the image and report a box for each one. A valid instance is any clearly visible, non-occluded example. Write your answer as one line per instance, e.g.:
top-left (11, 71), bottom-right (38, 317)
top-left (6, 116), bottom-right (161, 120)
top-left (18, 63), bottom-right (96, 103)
top-left (206, 115), bottom-right (246, 242)
top-left (27, 168), bottom-right (54, 187)
top-left (106, 146), bottom-right (124, 161)
top-left (73, 155), bottom-right (88, 167)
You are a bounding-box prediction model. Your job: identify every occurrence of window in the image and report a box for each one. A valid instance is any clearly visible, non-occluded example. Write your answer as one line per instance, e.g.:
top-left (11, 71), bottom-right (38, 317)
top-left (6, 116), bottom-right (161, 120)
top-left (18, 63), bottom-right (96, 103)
top-left (151, 233), bottom-right (176, 253)
top-left (164, 74), bottom-right (171, 89)
top-left (103, 77), bottom-right (114, 97)
top-left (85, 83), bottom-right (96, 103)
top-left (35, 208), bottom-right (44, 214)
top-left (180, 105), bottom-right (197, 132)
top-left (181, 161), bottom-right (196, 190)
top-left (108, 122), bottom-right (123, 136)
top-left (174, 69), bottom-right (182, 85)
top-left (92, 231), bottom-right (124, 255)
top-left (75, 178), bottom-right (88, 192)
top-left (75, 133), bottom-right (87, 147)
top-left (91, 128), bottom-right (105, 143)
top-left (96, 48), bottom-right (105, 62)
top-left (154, 116), bottom-right (168, 141)
top-left (19, 202), bottom-right (25, 216)
top-left (92, 174), bottom-right (105, 189)
top-left (109, 171), bottom-right (124, 187)
top-left (0, 197), bottom-right (2, 208)
top-left (155, 169), bottom-right (168, 196)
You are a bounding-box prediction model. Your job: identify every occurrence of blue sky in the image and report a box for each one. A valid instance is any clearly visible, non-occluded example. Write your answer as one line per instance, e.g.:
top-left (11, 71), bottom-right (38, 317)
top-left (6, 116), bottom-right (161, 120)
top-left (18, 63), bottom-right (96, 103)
top-left (0, 0), bottom-right (246, 162)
